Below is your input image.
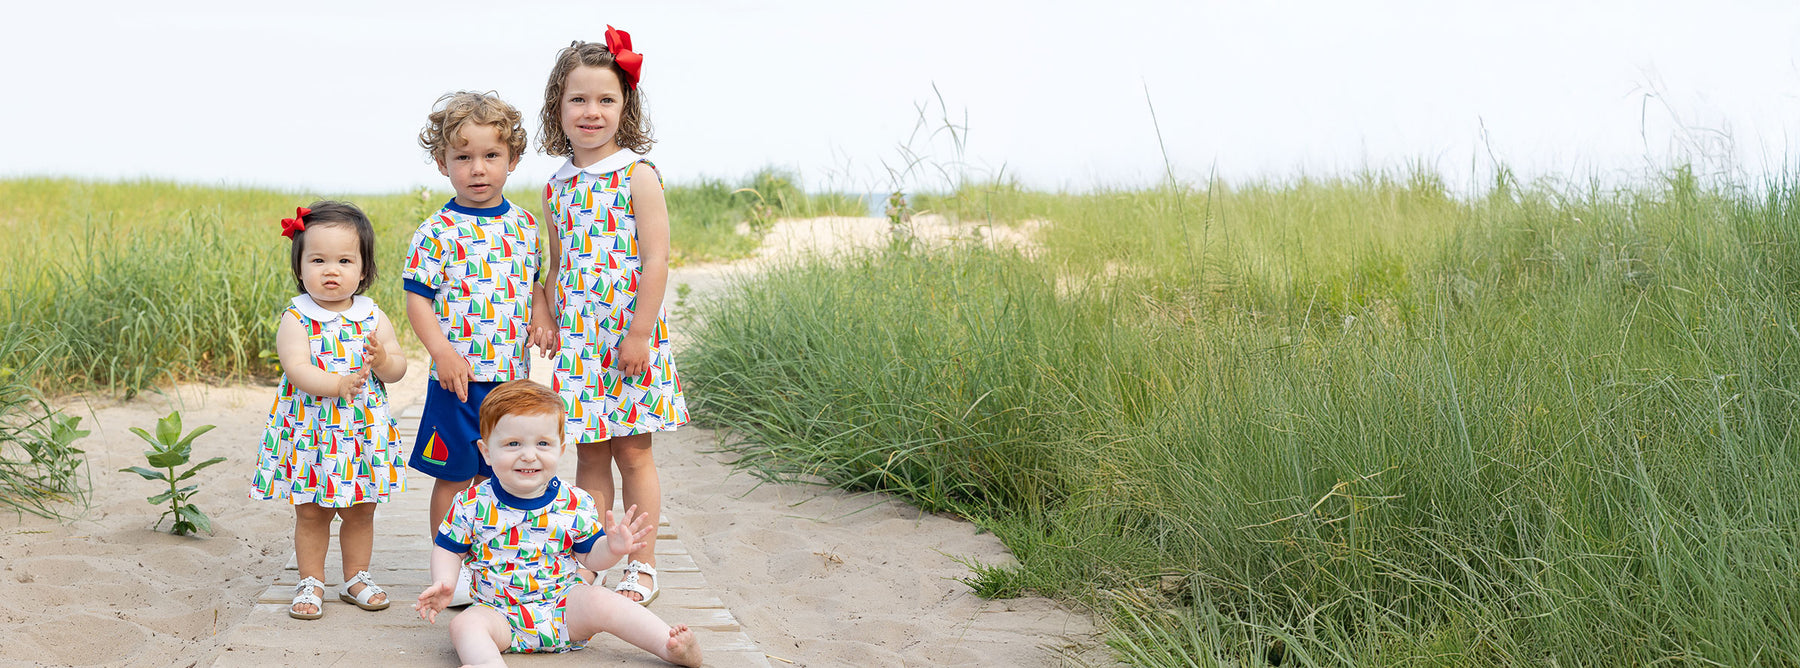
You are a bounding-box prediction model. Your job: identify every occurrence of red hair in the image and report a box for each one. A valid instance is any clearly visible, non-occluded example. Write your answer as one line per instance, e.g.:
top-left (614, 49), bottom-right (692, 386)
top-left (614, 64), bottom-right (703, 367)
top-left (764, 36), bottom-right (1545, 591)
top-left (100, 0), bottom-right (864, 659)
top-left (478, 380), bottom-right (565, 443)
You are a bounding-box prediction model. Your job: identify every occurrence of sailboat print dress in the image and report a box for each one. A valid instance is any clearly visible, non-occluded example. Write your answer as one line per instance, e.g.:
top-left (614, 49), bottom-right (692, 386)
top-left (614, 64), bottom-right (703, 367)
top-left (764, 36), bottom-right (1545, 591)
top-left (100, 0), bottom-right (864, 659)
top-left (545, 151), bottom-right (689, 444)
top-left (251, 294), bottom-right (405, 506)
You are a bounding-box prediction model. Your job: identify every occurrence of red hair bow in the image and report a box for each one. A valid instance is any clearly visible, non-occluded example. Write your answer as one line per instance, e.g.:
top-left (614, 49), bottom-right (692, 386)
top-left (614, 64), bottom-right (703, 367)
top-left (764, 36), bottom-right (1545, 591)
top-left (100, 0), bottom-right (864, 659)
top-left (606, 25), bottom-right (643, 89)
top-left (280, 207), bottom-right (311, 239)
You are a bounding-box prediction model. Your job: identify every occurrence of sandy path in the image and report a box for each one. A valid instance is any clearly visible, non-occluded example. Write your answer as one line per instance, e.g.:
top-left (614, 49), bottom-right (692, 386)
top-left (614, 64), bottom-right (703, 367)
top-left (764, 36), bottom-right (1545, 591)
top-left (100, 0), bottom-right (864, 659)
top-left (0, 216), bottom-right (1103, 667)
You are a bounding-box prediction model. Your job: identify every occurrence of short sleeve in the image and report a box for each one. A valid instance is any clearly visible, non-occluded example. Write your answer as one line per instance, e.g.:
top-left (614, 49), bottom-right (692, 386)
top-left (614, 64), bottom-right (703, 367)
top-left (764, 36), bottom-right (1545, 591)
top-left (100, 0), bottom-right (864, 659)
top-left (568, 487), bottom-right (604, 554)
top-left (402, 219), bottom-right (446, 299)
top-left (434, 490), bottom-right (476, 554)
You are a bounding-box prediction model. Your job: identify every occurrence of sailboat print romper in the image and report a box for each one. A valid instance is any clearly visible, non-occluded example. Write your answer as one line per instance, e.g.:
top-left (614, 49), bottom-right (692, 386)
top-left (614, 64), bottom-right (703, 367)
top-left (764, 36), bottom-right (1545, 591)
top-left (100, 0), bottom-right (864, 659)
top-left (545, 153), bottom-right (689, 444)
top-left (251, 294), bottom-right (405, 506)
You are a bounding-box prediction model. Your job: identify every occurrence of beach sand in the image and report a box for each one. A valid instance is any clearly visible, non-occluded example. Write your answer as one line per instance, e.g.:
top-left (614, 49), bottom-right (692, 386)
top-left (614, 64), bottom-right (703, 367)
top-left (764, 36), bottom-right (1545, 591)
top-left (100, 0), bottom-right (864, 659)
top-left (0, 216), bottom-right (1105, 666)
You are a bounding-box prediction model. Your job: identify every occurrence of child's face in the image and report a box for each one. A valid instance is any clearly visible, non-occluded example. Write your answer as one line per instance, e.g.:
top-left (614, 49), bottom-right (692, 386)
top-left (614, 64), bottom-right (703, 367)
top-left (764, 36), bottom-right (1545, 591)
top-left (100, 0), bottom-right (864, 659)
top-left (560, 65), bottom-right (625, 162)
top-left (436, 123), bottom-right (519, 210)
top-left (297, 224), bottom-right (364, 308)
top-left (477, 411), bottom-right (563, 498)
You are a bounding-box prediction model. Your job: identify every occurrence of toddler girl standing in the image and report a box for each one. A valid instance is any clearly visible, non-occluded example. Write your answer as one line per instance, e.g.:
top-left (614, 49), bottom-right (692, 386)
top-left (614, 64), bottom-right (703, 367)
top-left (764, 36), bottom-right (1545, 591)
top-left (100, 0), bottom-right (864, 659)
top-left (251, 202), bottom-right (409, 619)
top-left (536, 26), bottom-right (688, 605)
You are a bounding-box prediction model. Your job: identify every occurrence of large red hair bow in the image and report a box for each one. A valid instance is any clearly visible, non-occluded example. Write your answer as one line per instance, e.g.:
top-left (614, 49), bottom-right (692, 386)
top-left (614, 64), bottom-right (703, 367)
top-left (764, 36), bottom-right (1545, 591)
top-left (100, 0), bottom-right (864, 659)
top-left (280, 207), bottom-right (311, 239)
top-left (606, 25), bottom-right (643, 89)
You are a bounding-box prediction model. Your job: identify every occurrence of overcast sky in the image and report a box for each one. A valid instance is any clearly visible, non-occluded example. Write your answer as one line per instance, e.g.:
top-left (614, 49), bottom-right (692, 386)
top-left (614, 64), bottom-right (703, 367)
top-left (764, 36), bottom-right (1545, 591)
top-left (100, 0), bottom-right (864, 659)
top-left (6, 1), bottom-right (1799, 196)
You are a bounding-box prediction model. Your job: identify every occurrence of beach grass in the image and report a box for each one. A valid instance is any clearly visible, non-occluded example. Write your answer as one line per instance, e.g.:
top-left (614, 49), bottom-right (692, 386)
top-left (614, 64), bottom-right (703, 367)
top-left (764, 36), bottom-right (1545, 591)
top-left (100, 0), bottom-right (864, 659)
top-left (685, 166), bottom-right (1800, 666)
top-left (0, 326), bottom-right (89, 519)
top-left (0, 172), bottom-right (857, 397)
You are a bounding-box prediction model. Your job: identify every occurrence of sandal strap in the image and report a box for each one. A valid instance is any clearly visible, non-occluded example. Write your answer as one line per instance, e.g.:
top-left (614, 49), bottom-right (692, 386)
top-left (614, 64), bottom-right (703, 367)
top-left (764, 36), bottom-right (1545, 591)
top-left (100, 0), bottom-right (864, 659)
top-left (614, 579), bottom-right (653, 597)
top-left (340, 571), bottom-right (385, 601)
top-left (293, 576), bottom-right (325, 604)
top-left (622, 560), bottom-right (658, 577)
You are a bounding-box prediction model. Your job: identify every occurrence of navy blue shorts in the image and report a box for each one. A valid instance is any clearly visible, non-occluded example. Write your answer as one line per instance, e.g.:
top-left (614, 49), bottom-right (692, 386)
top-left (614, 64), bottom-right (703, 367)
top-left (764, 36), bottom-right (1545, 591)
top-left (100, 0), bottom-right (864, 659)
top-left (408, 380), bottom-right (498, 482)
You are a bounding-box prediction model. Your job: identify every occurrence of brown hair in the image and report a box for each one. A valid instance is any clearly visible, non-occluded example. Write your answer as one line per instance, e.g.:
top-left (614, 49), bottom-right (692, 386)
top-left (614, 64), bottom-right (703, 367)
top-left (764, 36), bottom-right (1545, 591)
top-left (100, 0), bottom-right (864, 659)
top-left (478, 380), bottom-right (566, 443)
top-left (538, 41), bottom-right (654, 157)
top-left (287, 200), bottom-right (377, 295)
top-left (418, 91), bottom-right (529, 163)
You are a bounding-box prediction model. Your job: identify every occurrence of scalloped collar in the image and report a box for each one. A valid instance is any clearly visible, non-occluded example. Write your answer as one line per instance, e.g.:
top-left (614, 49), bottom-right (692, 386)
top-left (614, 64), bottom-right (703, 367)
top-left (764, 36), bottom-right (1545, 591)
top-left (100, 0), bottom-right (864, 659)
top-left (291, 294), bottom-right (375, 321)
top-left (551, 149), bottom-right (648, 181)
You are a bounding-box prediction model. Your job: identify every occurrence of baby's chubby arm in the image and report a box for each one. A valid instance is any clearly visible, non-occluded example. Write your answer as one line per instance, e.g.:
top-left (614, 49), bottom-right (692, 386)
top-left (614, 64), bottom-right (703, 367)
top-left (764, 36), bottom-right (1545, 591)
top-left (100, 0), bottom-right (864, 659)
top-left (574, 505), bottom-right (655, 573)
top-left (276, 313), bottom-right (367, 399)
top-left (414, 546), bottom-right (465, 623)
top-left (365, 311), bottom-right (408, 384)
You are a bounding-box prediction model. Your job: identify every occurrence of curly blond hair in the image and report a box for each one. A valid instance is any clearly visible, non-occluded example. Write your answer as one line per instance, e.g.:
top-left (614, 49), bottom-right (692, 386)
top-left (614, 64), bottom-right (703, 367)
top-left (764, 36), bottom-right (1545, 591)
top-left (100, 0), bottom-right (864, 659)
top-left (538, 41), bottom-right (654, 157)
top-left (418, 91), bottom-right (528, 163)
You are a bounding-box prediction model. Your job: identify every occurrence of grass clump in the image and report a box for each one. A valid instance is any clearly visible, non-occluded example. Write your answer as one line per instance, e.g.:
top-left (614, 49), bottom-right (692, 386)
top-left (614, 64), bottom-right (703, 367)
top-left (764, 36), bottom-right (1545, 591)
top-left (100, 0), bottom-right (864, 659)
top-left (686, 166), bottom-right (1800, 666)
top-left (0, 326), bottom-right (89, 518)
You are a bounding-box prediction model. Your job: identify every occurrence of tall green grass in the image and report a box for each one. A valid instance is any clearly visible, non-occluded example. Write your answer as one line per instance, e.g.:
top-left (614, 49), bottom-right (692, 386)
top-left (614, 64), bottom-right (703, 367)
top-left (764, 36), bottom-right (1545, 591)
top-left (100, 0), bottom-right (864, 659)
top-left (0, 172), bottom-right (858, 396)
top-left (687, 167), bottom-right (1800, 666)
top-left (0, 325), bottom-right (89, 518)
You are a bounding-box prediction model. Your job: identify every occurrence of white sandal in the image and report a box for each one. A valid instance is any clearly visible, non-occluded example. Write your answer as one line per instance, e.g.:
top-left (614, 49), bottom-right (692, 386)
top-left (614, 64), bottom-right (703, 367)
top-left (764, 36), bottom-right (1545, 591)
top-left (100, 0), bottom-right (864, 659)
top-left (337, 571), bottom-right (390, 611)
top-left (290, 576), bottom-right (325, 620)
top-left (614, 560), bottom-right (659, 606)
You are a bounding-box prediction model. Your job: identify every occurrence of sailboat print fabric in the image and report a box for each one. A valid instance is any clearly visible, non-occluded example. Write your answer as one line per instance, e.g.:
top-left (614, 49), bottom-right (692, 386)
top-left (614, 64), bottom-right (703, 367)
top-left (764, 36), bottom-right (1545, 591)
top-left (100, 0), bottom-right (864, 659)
top-left (401, 199), bottom-right (539, 383)
top-left (545, 154), bottom-right (689, 443)
top-left (434, 478), bottom-right (602, 653)
top-left (251, 295), bottom-right (405, 507)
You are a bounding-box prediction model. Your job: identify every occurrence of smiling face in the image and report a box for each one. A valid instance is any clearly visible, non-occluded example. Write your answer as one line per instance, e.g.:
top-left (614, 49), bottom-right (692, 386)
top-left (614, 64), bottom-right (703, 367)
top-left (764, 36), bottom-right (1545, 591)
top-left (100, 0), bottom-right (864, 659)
top-left (559, 65), bottom-right (626, 165)
top-left (297, 224), bottom-right (366, 310)
top-left (436, 123), bottom-right (519, 209)
top-left (477, 411), bottom-right (563, 498)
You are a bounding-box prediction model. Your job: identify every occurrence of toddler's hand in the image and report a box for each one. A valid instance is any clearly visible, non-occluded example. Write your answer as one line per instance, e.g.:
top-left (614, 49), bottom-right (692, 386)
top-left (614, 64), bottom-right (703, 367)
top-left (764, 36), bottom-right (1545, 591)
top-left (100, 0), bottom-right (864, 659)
top-left (616, 334), bottom-right (651, 380)
top-left (335, 368), bottom-right (370, 399)
top-left (433, 352), bottom-right (473, 403)
top-left (604, 504), bottom-right (655, 558)
top-left (414, 581), bottom-right (453, 623)
top-left (364, 332), bottom-right (388, 371)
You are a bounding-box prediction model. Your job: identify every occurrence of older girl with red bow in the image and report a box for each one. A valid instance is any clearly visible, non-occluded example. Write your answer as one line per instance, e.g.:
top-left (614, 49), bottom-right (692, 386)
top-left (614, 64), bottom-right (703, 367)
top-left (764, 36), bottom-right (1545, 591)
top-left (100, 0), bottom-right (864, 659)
top-left (250, 201), bottom-right (409, 620)
top-left (530, 26), bottom-right (688, 606)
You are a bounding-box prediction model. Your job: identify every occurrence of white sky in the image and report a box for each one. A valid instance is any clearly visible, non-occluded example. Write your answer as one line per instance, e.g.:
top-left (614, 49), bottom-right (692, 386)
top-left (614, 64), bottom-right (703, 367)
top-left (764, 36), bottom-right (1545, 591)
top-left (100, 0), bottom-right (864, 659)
top-left (5, 1), bottom-right (1800, 195)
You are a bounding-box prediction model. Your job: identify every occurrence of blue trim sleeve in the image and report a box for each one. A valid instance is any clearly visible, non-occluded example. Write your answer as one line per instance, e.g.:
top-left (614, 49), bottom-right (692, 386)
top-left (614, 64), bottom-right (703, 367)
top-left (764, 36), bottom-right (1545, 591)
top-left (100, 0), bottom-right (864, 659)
top-left (404, 278), bottom-right (438, 300)
top-left (434, 532), bottom-right (471, 554)
top-left (573, 530), bottom-right (602, 554)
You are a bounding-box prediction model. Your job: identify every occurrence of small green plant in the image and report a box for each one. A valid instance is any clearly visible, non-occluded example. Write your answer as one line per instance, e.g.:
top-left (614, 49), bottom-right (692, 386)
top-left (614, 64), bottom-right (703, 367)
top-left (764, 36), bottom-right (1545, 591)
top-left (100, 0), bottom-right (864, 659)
top-left (120, 412), bottom-right (223, 536)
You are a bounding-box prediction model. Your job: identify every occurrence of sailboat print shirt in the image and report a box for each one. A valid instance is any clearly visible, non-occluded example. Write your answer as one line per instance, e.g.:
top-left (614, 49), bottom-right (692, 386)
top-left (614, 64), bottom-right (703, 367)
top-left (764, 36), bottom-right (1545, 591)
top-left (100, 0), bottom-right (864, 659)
top-left (401, 198), bottom-right (539, 382)
top-left (434, 477), bottom-right (603, 607)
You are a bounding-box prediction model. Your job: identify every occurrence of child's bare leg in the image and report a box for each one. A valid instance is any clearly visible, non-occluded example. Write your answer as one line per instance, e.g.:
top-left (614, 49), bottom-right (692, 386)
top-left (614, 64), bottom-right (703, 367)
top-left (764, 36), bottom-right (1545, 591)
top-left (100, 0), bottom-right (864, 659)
top-left (447, 605), bottom-right (511, 668)
top-left (612, 433), bottom-right (659, 598)
top-left (292, 503), bottom-right (334, 615)
top-left (564, 585), bottom-right (700, 666)
top-left (335, 503), bottom-right (385, 605)
top-left (428, 476), bottom-right (477, 535)
top-left (573, 440), bottom-right (613, 583)
top-left (574, 440), bottom-right (615, 507)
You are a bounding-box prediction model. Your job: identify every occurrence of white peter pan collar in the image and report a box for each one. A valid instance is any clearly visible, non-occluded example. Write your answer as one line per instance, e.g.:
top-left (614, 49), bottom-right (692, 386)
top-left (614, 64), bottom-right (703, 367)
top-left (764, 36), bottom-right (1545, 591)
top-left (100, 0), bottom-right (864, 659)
top-left (551, 149), bottom-right (649, 181)
top-left (291, 294), bottom-right (376, 322)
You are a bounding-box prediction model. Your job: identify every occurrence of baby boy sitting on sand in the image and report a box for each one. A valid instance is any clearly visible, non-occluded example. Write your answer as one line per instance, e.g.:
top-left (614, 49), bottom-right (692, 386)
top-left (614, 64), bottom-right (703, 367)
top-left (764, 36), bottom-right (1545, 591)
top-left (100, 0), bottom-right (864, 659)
top-left (414, 380), bottom-right (700, 666)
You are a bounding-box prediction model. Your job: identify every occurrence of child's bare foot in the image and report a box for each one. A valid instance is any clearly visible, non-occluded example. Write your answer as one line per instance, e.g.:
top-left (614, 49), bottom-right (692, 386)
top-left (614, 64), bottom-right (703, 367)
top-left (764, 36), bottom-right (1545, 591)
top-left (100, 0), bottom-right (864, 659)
top-left (665, 624), bottom-right (701, 667)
